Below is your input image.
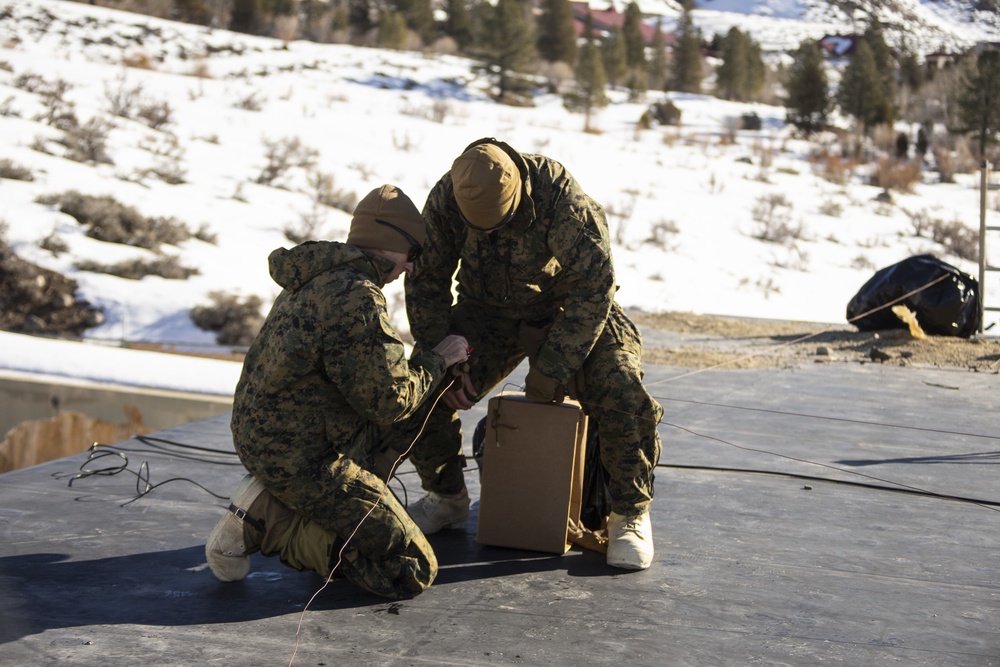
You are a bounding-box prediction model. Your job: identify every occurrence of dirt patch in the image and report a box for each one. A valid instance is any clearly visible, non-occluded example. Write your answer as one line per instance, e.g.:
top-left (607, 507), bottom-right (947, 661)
top-left (632, 311), bottom-right (1000, 373)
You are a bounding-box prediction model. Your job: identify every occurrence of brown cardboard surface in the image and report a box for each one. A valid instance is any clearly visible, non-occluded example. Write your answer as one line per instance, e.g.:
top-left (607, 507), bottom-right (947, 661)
top-left (476, 392), bottom-right (587, 554)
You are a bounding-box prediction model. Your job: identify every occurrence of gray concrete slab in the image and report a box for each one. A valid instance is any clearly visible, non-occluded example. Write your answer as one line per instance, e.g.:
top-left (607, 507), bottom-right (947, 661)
top-left (0, 361), bottom-right (998, 666)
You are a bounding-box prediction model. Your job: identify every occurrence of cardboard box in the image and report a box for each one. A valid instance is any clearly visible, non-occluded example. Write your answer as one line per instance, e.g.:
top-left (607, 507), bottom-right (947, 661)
top-left (476, 392), bottom-right (587, 554)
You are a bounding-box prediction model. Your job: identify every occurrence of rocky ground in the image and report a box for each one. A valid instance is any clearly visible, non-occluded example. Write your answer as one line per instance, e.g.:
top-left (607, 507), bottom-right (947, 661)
top-left (631, 311), bottom-right (1000, 373)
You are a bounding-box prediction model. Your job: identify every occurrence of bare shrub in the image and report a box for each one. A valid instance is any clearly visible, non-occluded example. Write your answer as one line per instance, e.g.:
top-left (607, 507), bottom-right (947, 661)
top-left (284, 207), bottom-right (327, 244)
top-left (190, 291), bottom-right (265, 346)
top-left (392, 131), bottom-right (417, 151)
top-left (193, 223), bottom-right (218, 244)
top-left (851, 254), bottom-right (876, 270)
top-left (188, 59), bottom-right (212, 79)
top-left (932, 219), bottom-right (980, 261)
top-left (137, 132), bottom-right (186, 184)
top-left (934, 146), bottom-right (956, 183)
top-left (349, 161), bottom-right (374, 181)
top-left (62, 117), bottom-right (113, 164)
top-left (136, 99), bottom-right (173, 130)
top-left (104, 75), bottom-right (144, 118)
top-left (607, 189), bottom-right (639, 245)
top-left (952, 136), bottom-right (978, 174)
top-left (39, 191), bottom-right (193, 249)
top-left (232, 182), bottom-right (248, 202)
top-left (644, 219), bottom-right (680, 252)
top-left (36, 78), bottom-right (76, 128)
top-left (905, 208), bottom-right (936, 237)
top-left (0, 158), bottom-right (34, 181)
top-left (751, 193), bottom-right (801, 243)
top-left (870, 157), bottom-right (921, 193)
top-left (40, 231), bottom-right (69, 256)
top-left (122, 49), bottom-right (155, 70)
top-left (29, 135), bottom-right (52, 154)
top-left (0, 95), bottom-right (20, 117)
top-left (13, 72), bottom-right (45, 92)
top-left (770, 244), bottom-right (810, 271)
top-left (308, 170), bottom-right (357, 212)
top-left (398, 99), bottom-right (451, 124)
top-left (235, 89), bottom-right (266, 111)
top-left (810, 149), bottom-right (854, 185)
top-left (256, 136), bottom-right (318, 186)
top-left (818, 199), bottom-right (843, 217)
top-left (76, 256), bottom-right (199, 280)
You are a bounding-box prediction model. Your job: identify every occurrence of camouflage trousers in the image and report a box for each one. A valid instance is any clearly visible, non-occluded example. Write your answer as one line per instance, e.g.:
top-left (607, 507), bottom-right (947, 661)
top-left (410, 300), bottom-right (663, 515)
top-left (239, 423), bottom-right (436, 600)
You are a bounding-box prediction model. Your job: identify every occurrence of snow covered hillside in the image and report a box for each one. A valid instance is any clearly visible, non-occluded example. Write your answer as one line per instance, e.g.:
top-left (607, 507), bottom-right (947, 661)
top-left (0, 0), bottom-right (997, 374)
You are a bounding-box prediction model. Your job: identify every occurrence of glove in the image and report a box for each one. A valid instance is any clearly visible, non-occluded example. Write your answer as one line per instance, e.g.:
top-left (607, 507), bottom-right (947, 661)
top-left (524, 367), bottom-right (565, 403)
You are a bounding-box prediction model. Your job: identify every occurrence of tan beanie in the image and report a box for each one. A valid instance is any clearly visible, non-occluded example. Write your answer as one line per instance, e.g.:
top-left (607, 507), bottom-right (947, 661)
top-left (451, 144), bottom-right (522, 230)
top-left (346, 184), bottom-right (425, 254)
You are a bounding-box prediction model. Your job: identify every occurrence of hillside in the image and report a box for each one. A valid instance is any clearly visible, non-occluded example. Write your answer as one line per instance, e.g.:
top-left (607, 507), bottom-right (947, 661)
top-left (0, 0), bottom-right (998, 366)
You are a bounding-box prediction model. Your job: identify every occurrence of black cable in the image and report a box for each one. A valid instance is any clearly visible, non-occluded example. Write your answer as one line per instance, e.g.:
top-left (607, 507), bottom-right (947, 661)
top-left (64, 440), bottom-right (236, 504)
top-left (654, 395), bottom-right (1000, 442)
top-left (657, 463), bottom-right (1000, 508)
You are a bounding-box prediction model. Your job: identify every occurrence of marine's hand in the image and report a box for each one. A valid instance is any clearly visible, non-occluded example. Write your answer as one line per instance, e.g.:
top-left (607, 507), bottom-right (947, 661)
top-left (524, 367), bottom-right (565, 403)
top-left (442, 373), bottom-right (477, 411)
top-left (433, 335), bottom-right (471, 367)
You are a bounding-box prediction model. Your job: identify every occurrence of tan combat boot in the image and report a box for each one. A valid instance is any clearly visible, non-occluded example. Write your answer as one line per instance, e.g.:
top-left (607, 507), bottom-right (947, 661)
top-left (205, 474), bottom-right (267, 581)
top-left (606, 508), bottom-right (654, 570)
top-left (406, 488), bottom-right (470, 535)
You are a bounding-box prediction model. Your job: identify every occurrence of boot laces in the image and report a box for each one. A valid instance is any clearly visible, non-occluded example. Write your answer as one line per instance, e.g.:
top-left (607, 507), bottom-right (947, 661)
top-left (616, 515), bottom-right (644, 538)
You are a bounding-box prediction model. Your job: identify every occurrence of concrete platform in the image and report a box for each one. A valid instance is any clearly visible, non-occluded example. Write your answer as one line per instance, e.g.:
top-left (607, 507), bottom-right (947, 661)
top-left (1, 360), bottom-right (998, 666)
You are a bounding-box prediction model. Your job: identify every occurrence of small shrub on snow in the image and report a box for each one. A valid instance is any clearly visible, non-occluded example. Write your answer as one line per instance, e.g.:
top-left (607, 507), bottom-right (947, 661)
top-left (37, 190), bottom-right (194, 249)
top-left (0, 158), bottom-right (34, 181)
top-left (190, 291), bottom-right (265, 346)
top-left (75, 256), bottom-right (199, 280)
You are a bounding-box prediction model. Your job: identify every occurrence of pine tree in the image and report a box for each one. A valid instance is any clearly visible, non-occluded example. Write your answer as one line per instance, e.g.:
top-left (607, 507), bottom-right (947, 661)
top-left (837, 40), bottom-right (888, 132)
top-left (537, 0), bottom-right (577, 65)
top-left (860, 17), bottom-right (896, 127)
top-left (784, 39), bottom-right (830, 136)
top-left (602, 27), bottom-right (627, 89)
top-left (668, 5), bottom-right (702, 93)
top-left (622, 2), bottom-right (645, 71)
top-left (444, 0), bottom-right (473, 51)
top-left (564, 13), bottom-right (608, 132)
top-left (647, 19), bottom-right (667, 91)
top-left (476, 0), bottom-right (537, 100)
top-left (715, 27), bottom-right (747, 100)
top-left (230, 0), bottom-right (264, 34)
top-left (716, 27), bottom-right (765, 101)
top-left (955, 48), bottom-right (1000, 157)
top-left (376, 8), bottom-right (407, 49)
top-left (348, 0), bottom-right (375, 36)
top-left (403, 0), bottom-right (436, 46)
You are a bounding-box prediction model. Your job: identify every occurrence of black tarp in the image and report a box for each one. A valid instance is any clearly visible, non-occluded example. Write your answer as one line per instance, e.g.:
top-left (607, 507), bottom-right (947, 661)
top-left (846, 254), bottom-right (980, 337)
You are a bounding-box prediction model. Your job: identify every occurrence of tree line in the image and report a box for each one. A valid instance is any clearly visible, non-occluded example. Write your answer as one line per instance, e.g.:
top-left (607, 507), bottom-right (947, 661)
top-left (86, 0), bottom-right (1000, 158)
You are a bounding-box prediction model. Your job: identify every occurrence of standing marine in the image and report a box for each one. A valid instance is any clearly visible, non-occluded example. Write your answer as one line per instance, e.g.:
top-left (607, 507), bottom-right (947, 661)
top-left (404, 138), bottom-right (663, 570)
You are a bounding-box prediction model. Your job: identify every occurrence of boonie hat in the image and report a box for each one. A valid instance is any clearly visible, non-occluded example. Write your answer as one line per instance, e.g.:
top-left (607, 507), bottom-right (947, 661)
top-left (347, 184), bottom-right (425, 257)
top-left (451, 144), bottom-right (522, 230)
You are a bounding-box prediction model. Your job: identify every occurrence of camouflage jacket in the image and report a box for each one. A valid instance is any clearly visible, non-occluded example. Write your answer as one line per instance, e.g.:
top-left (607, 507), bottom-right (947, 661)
top-left (406, 138), bottom-right (615, 385)
top-left (231, 241), bottom-right (447, 480)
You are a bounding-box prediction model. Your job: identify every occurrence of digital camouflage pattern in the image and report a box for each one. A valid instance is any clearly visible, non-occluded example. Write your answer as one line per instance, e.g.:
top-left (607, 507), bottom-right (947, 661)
top-left (405, 138), bottom-right (663, 514)
top-left (231, 240), bottom-right (447, 598)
